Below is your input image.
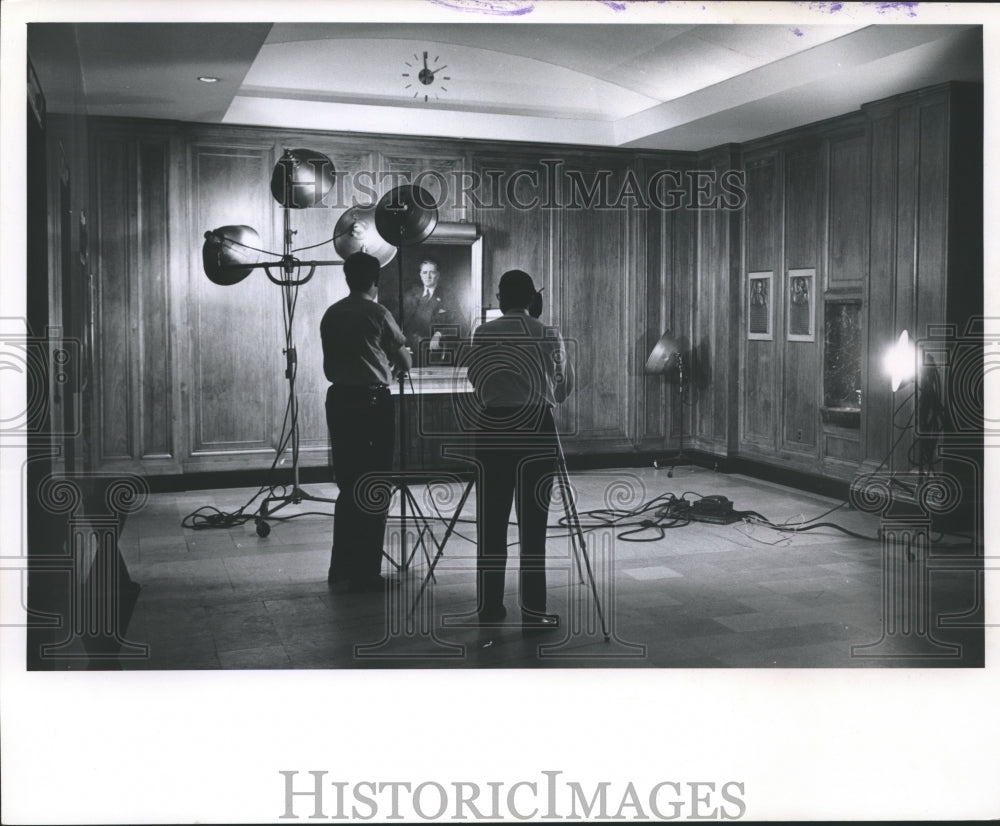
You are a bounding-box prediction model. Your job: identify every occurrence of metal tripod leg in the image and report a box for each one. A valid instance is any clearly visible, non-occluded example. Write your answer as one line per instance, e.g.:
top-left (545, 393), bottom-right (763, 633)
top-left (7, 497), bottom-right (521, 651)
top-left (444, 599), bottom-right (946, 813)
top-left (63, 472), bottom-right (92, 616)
top-left (553, 431), bottom-right (610, 642)
top-left (408, 478), bottom-right (476, 618)
top-left (385, 482), bottom-right (439, 573)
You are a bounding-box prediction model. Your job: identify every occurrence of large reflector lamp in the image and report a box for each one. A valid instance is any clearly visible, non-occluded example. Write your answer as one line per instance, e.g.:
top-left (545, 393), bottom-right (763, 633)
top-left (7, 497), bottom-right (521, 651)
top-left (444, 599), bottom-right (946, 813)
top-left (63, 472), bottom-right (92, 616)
top-left (374, 184), bottom-right (438, 247)
top-left (270, 148), bottom-right (336, 209)
top-left (645, 331), bottom-right (683, 376)
top-left (202, 225), bottom-right (261, 285)
top-left (333, 205), bottom-right (397, 267)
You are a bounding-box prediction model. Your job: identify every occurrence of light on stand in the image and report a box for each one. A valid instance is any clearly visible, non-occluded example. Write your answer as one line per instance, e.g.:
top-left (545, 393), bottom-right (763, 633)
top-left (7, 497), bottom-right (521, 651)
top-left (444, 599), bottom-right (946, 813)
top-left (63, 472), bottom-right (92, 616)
top-left (270, 147), bottom-right (336, 209)
top-left (883, 328), bottom-right (946, 480)
top-left (374, 184), bottom-right (439, 247)
top-left (885, 328), bottom-right (915, 392)
top-left (645, 331), bottom-right (688, 477)
top-left (196, 149), bottom-right (343, 537)
top-left (371, 184), bottom-right (439, 575)
top-left (333, 205), bottom-right (397, 267)
top-left (202, 225), bottom-right (260, 285)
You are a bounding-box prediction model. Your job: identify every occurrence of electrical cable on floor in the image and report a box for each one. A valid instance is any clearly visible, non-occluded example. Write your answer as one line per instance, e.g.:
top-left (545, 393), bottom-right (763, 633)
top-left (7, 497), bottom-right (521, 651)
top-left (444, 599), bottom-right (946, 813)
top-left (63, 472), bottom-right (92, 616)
top-left (179, 384), bottom-right (973, 548)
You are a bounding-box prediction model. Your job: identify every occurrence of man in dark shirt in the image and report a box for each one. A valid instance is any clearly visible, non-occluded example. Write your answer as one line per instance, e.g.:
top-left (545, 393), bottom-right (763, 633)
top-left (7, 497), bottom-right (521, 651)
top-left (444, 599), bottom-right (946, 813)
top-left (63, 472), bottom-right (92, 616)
top-left (321, 252), bottom-right (411, 593)
top-left (463, 269), bottom-right (574, 630)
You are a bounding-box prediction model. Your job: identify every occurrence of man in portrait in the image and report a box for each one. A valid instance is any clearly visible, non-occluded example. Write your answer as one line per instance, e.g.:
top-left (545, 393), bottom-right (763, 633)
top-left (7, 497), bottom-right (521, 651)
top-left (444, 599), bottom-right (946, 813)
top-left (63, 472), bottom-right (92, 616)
top-left (401, 257), bottom-right (462, 366)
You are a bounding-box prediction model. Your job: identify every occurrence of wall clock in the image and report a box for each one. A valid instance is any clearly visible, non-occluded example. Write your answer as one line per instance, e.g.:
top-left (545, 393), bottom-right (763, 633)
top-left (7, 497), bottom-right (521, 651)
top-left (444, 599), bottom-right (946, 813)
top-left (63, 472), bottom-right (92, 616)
top-left (402, 51), bottom-right (450, 102)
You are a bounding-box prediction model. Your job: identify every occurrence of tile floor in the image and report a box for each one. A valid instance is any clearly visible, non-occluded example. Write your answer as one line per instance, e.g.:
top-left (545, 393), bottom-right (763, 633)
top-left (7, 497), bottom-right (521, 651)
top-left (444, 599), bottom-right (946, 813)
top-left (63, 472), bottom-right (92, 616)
top-left (109, 465), bottom-right (984, 669)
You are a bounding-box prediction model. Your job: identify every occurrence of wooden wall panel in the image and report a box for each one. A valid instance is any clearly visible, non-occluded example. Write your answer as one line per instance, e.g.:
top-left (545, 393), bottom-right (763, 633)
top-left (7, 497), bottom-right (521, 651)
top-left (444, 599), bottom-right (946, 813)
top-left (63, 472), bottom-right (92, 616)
top-left (915, 98), bottom-right (950, 340)
top-left (741, 154), bottom-right (779, 451)
top-left (380, 150), bottom-right (468, 223)
top-left (827, 133), bottom-right (868, 293)
top-left (668, 205), bottom-right (698, 449)
top-left (83, 84), bottom-right (977, 483)
top-left (639, 160), bottom-right (697, 448)
top-left (692, 148), bottom-right (741, 456)
top-left (855, 82), bottom-right (983, 520)
top-left (188, 142), bottom-right (278, 460)
top-left (781, 146), bottom-right (821, 452)
top-left (94, 135), bottom-right (132, 461)
top-left (863, 111), bottom-right (898, 469)
top-left (471, 154), bottom-right (552, 309)
top-left (137, 140), bottom-right (172, 459)
top-left (641, 173), bottom-right (666, 446)
top-left (557, 157), bottom-right (632, 448)
top-left (888, 105), bottom-right (919, 472)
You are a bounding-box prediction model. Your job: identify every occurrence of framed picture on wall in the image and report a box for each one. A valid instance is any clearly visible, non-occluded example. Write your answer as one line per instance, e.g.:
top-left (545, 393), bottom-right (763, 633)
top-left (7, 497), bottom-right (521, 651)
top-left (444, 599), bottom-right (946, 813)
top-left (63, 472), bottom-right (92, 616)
top-left (787, 268), bottom-right (815, 342)
top-left (376, 222), bottom-right (482, 391)
top-left (747, 271), bottom-right (772, 340)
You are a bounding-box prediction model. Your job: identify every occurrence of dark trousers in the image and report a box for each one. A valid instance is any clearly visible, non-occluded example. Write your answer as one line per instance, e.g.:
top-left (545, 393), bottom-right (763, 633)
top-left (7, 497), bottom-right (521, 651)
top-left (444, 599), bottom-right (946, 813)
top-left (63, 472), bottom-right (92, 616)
top-left (474, 405), bottom-right (557, 615)
top-left (326, 385), bottom-right (394, 583)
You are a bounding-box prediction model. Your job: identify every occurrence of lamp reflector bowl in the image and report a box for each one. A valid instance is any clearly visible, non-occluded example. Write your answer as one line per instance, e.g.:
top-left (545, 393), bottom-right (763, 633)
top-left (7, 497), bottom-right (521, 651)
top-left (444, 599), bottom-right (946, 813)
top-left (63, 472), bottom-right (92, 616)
top-left (202, 225), bottom-right (260, 285)
top-left (333, 205), bottom-right (397, 267)
top-left (885, 329), bottom-right (915, 392)
top-left (645, 332), bottom-right (682, 375)
top-left (374, 185), bottom-right (439, 247)
top-left (270, 148), bottom-right (336, 208)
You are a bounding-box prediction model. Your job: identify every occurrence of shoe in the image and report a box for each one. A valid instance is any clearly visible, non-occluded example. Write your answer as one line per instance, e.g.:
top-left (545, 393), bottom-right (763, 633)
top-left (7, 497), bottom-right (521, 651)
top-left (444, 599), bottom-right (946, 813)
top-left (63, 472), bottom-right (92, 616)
top-left (348, 575), bottom-right (400, 594)
top-left (521, 610), bottom-right (559, 633)
top-left (477, 605), bottom-right (507, 625)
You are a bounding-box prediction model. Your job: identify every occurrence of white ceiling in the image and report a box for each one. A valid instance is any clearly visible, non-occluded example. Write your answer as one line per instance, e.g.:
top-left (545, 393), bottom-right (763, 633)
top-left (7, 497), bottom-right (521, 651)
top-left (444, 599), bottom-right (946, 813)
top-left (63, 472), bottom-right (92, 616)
top-left (29, 21), bottom-right (982, 151)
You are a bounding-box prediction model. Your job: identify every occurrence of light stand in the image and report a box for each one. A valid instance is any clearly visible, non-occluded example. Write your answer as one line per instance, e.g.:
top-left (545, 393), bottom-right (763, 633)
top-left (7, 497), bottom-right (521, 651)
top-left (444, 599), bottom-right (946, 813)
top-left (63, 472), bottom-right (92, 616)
top-left (645, 331), bottom-right (689, 477)
top-left (882, 328), bottom-right (946, 500)
top-left (200, 148), bottom-right (344, 537)
top-left (254, 206), bottom-right (340, 536)
top-left (373, 185), bottom-right (441, 576)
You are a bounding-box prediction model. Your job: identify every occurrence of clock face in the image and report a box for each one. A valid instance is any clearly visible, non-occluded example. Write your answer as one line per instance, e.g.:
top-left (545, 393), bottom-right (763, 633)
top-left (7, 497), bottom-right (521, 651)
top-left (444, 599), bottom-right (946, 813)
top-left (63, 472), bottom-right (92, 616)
top-left (402, 50), bottom-right (450, 103)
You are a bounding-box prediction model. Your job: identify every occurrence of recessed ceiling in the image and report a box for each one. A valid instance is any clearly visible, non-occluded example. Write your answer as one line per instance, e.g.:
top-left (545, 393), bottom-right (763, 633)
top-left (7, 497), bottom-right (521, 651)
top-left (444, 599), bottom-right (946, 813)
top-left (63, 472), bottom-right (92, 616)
top-left (28, 21), bottom-right (982, 151)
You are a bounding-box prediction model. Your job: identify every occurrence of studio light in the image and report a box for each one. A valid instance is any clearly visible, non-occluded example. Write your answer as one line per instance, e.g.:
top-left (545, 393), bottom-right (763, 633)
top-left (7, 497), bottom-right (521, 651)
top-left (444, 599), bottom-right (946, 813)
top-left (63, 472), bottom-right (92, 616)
top-left (645, 331), bottom-right (683, 376)
top-left (197, 148), bottom-right (344, 537)
top-left (202, 225), bottom-right (261, 286)
top-left (885, 329), bottom-right (916, 392)
top-left (374, 184), bottom-right (439, 247)
top-left (333, 205), bottom-right (397, 267)
top-left (270, 148), bottom-right (336, 209)
top-left (645, 331), bottom-right (689, 477)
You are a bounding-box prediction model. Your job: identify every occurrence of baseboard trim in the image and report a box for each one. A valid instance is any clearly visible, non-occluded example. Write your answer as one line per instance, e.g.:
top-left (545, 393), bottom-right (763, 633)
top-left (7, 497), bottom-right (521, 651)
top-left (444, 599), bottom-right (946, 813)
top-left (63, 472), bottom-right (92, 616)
top-left (141, 449), bottom-right (853, 501)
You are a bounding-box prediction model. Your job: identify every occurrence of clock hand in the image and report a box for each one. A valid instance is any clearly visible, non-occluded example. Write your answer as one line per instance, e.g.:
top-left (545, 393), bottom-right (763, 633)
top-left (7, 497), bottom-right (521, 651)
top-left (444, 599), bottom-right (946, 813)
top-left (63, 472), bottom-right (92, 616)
top-left (429, 64), bottom-right (448, 75)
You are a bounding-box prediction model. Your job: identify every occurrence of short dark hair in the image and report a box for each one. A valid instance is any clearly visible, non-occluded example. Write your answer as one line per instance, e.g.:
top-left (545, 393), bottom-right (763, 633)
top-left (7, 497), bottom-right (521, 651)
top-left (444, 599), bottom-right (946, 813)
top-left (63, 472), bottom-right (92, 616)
top-left (497, 269), bottom-right (536, 312)
top-left (344, 252), bottom-right (380, 292)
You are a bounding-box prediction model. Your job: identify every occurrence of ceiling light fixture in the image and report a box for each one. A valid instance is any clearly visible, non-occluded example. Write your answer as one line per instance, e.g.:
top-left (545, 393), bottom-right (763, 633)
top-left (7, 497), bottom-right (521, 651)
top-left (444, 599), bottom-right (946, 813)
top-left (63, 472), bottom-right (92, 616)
top-left (198, 76), bottom-right (220, 83)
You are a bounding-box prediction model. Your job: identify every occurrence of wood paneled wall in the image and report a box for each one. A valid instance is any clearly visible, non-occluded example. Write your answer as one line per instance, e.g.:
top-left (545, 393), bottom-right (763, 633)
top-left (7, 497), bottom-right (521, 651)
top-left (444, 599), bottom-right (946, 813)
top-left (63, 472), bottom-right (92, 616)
top-left (92, 125), bottom-right (177, 472)
top-left (724, 82), bottom-right (981, 481)
top-left (692, 146), bottom-right (742, 457)
top-left (861, 83), bottom-right (983, 484)
top-left (79, 81), bottom-right (981, 484)
top-left (86, 121), bottom-right (698, 473)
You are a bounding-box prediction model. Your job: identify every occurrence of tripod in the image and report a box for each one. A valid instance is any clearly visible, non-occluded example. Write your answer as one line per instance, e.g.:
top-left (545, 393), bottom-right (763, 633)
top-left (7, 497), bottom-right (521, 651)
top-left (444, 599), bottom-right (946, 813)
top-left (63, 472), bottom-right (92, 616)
top-left (254, 208), bottom-right (338, 537)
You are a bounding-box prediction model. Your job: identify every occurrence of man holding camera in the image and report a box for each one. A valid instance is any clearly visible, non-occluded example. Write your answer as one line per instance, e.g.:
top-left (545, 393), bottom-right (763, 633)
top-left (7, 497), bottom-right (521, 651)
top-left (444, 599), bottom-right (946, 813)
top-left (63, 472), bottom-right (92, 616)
top-left (463, 269), bottom-right (574, 630)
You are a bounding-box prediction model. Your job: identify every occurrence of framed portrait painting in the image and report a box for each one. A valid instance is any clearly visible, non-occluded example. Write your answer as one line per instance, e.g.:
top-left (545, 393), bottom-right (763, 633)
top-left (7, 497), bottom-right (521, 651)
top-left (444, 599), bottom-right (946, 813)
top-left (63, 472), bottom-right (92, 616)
top-left (787, 268), bottom-right (815, 342)
top-left (747, 271), bottom-right (772, 340)
top-left (377, 222), bottom-right (482, 390)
